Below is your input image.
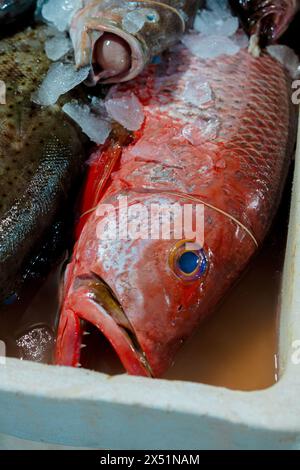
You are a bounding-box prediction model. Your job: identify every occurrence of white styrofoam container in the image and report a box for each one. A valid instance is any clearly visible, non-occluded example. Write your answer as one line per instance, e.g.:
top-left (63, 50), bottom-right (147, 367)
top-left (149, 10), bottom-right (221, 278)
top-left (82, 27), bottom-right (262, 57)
top-left (0, 118), bottom-right (299, 450)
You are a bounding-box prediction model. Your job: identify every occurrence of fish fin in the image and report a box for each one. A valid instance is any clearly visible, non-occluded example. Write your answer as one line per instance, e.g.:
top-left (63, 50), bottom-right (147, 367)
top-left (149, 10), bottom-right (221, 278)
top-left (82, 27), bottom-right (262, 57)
top-left (76, 139), bottom-right (125, 238)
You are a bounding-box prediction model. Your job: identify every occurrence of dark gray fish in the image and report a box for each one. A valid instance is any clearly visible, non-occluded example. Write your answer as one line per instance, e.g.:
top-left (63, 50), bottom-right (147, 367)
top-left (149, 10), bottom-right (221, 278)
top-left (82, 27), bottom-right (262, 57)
top-left (229, 0), bottom-right (300, 46)
top-left (0, 26), bottom-right (86, 302)
top-left (0, 0), bottom-right (36, 24)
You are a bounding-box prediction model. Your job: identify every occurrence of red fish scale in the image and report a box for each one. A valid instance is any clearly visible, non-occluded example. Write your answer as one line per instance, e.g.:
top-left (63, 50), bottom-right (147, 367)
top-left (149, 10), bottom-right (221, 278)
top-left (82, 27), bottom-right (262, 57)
top-left (104, 45), bottom-right (292, 242)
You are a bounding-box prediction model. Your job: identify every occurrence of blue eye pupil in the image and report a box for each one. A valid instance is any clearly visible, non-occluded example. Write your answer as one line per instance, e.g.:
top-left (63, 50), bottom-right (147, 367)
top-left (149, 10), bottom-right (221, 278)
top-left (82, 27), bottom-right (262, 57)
top-left (177, 251), bottom-right (200, 274)
top-left (147, 14), bottom-right (156, 21)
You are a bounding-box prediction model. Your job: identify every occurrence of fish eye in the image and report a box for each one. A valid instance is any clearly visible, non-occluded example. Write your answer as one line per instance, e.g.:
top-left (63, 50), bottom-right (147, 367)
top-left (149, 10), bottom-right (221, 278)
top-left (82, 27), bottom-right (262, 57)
top-left (178, 251), bottom-right (201, 274)
top-left (169, 240), bottom-right (208, 282)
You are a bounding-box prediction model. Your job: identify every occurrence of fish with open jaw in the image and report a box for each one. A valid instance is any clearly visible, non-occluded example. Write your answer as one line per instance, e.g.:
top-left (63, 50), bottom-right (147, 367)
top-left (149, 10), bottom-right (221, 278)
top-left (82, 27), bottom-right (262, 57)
top-left (41, 0), bottom-right (201, 84)
top-left (55, 36), bottom-right (297, 376)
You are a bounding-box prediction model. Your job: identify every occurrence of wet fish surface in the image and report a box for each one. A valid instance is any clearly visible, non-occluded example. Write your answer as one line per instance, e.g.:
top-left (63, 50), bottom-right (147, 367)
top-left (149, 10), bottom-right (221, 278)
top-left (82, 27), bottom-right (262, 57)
top-left (0, 26), bottom-right (86, 302)
top-left (55, 37), bottom-right (297, 376)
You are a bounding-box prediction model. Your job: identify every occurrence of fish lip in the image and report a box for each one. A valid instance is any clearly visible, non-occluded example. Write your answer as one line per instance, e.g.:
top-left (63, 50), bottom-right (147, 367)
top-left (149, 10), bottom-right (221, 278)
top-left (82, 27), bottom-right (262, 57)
top-left (72, 273), bottom-right (153, 377)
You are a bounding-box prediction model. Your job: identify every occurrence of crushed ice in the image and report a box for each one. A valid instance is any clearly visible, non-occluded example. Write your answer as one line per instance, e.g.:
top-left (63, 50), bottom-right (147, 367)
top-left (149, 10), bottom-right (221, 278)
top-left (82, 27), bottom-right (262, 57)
top-left (45, 32), bottom-right (72, 61)
top-left (105, 91), bottom-right (145, 131)
top-left (182, 0), bottom-right (247, 60)
top-left (182, 77), bottom-right (212, 106)
top-left (194, 0), bottom-right (238, 37)
top-left (122, 9), bottom-right (159, 34)
top-left (41, 0), bottom-right (82, 32)
top-left (267, 45), bottom-right (300, 79)
top-left (182, 114), bottom-right (220, 146)
top-left (182, 34), bottom-right (240, 60)
top-left (32, 62), bottom-right (90, 106)
top-left (62, 98), bottom-right (112, 145)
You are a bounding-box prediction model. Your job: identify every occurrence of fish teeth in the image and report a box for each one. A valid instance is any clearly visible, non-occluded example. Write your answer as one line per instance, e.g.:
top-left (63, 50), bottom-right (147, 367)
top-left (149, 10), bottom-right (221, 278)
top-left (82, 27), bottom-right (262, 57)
top-left (80, 344), bottom-right (87, 349)
top-left (83, 331), bottom-right (90, 336)
top-left (76, 363), bottom-right (82, 368)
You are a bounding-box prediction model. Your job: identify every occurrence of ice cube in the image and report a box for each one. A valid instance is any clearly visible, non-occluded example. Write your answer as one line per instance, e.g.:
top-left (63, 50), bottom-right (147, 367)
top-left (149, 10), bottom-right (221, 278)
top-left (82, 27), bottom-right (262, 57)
top-left (42, 0), bottom-right (82, 32)
top-left (182, 114), bottom-right (220, 145)
top-left (122, 9), bottom-right (159, 34)
top-left (267, 45), bottom-right (300, 79)
top-left (105, 92), bottom-right (145, 131)
top-left (194, 11), bottom-right (238, 37)
top-left (182, 33), bottom-right (240, 60)
top-left (206, 0), bottom-right (231, 18)
top-left (182, 78), bottom-right (212, 106)
top-left (32, 62), bottom-right (90, 106)
top-left (62, 100), bottom-right (112, 144)
top-left (45, 33), bottom-right (72, 61)
top-left (193, 0), bottom-right (239, 37)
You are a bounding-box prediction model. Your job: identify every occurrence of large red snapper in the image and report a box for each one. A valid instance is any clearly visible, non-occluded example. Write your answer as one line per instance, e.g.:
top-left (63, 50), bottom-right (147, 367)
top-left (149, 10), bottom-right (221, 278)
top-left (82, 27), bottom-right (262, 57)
top-left (55, 40), bottom-right (296, 377)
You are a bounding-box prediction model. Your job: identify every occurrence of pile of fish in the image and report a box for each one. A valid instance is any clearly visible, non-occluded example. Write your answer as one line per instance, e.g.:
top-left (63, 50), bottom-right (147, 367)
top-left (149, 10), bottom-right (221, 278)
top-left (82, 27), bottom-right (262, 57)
top-left (0, 0), bottom-right (299, 375)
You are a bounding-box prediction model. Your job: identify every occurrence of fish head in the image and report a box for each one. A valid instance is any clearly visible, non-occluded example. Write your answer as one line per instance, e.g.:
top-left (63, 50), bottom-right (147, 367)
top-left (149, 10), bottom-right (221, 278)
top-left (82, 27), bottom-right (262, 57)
top-left (69, 0), bottom-right (198, 84)
top-left (56, 194), bottom-right (256, 376)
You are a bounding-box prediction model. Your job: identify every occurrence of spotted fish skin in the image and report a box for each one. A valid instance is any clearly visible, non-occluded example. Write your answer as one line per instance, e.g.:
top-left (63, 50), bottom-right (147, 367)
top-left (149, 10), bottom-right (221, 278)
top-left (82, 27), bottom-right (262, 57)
top-left (56, 41), bottom-right (296, 377)
top-left (0, 26), bottom-right (86, 301)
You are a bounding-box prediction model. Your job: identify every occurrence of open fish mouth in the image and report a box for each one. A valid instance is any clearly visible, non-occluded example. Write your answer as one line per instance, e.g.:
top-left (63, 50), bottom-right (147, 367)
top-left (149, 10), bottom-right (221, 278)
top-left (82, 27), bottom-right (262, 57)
top-left (252, 1), bottom-right (296, 42)
top-left (57, 273), bottom-right (153, 377)
top-left (230, 0), bottom-right (299, 45)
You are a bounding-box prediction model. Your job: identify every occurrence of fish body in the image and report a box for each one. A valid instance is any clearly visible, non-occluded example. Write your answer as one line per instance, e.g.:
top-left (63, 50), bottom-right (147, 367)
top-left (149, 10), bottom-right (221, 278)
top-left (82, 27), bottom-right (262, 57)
top-left (56, 41), bottom-right (296, 377)
top-left (230, 0), bottom-right (300, 46)
top-left (0, 26), bottom-right (86, 302)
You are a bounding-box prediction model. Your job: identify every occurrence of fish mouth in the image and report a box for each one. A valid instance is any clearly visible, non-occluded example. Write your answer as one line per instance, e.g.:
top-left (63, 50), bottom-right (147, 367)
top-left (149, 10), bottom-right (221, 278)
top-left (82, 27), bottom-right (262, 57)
top-left (60, 273), bottom-right (153, 377)
top-left (252, 1), bottom-right (296, 44)
top-left (230, 0), bottom-right (296, 45)
top-left (255, 11), bottom-right (288, 44)
top-left (92, 33), bottom-right (132, 83)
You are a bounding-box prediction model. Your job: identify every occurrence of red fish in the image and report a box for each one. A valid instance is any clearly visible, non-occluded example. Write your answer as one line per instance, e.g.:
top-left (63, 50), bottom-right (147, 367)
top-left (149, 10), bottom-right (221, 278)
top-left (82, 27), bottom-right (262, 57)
top-left (55, 40), bottom-right (296, 377)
